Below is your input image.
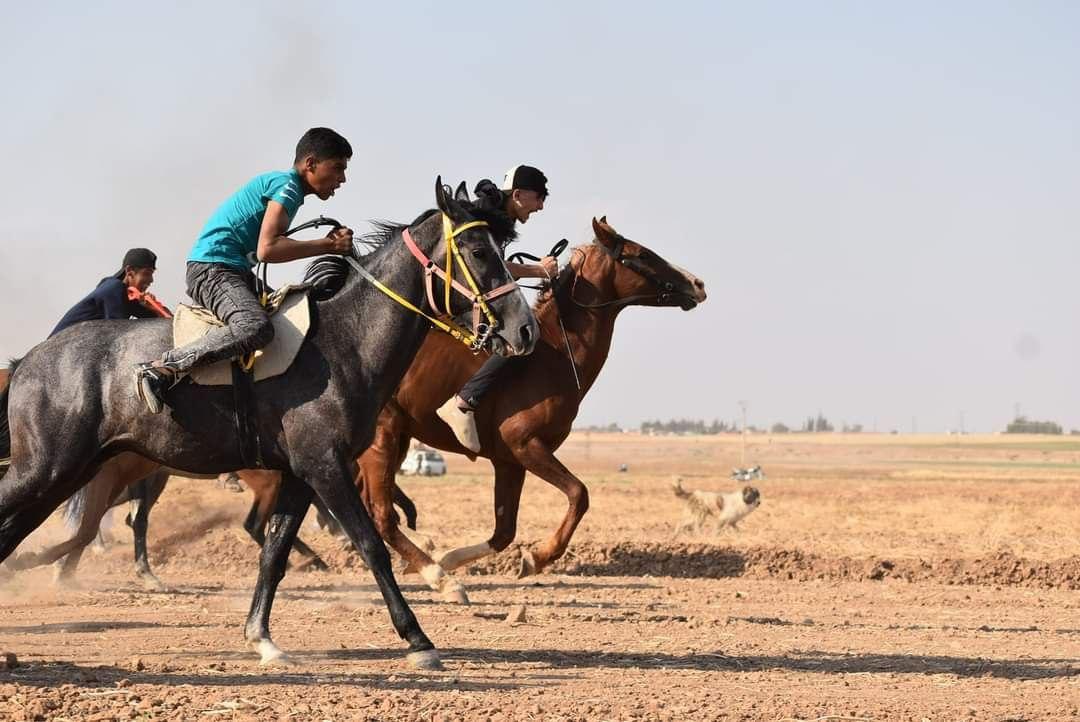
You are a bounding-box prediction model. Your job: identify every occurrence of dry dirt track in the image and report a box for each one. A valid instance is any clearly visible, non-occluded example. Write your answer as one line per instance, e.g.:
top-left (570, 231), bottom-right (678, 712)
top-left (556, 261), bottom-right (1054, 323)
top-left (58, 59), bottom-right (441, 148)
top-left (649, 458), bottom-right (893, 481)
top-left (2, 433), bottom-right (1079, 721)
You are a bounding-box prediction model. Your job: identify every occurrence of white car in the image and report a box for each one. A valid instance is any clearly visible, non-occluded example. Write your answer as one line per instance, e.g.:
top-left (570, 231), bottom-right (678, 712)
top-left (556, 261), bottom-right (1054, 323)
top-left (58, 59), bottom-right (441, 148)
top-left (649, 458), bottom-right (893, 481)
top-left (399, 449), bottom-right (447, 476)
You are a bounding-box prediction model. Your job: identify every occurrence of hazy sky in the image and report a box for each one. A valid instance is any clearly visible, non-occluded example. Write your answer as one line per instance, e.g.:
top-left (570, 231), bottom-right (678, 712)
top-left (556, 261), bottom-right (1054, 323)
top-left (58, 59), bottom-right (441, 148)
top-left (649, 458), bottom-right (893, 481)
top-left (2, 2), bottom-right (1078, 433)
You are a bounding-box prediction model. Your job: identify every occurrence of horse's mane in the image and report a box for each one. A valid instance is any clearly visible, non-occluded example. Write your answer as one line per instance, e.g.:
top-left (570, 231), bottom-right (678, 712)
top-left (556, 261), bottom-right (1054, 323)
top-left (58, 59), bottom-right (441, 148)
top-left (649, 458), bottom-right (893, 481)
top-left (533, 243), bottom-right (590, 313)
top-left (304, 204), bottom-right (518, 299)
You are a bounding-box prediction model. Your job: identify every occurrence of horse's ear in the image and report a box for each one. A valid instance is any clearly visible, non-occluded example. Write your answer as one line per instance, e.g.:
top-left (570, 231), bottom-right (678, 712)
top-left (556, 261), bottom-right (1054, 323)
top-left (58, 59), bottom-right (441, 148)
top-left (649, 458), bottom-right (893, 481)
top-left (454, 181), bottom-right (470, 203)
top-left (592, 217), bottom-right (617, 250)
top-left (435, 176), bottom-right (451, 213)
top-left (592, 216), bottom-right (614, 238)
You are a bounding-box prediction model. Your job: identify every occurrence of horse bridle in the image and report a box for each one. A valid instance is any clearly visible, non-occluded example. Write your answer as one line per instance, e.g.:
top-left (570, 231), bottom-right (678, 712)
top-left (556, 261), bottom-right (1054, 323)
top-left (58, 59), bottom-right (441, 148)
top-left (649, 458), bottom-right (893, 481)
top-left (288, 215), bottom-right (516, 353)
top-left (568, 235), bottom-right (682, 309)
top-left (399, 215), bottom-right (518, 352)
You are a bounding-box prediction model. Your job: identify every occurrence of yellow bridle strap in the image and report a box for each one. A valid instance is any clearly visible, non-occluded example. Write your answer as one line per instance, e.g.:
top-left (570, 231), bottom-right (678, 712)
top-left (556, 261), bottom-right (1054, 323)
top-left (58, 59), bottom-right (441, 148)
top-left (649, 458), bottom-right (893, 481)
top-left (442, 215), bottom-right (500, 327)
top-left (445, 218), bottom-right (490, 238)
top-left (351, 260), bottom-right (476, 346)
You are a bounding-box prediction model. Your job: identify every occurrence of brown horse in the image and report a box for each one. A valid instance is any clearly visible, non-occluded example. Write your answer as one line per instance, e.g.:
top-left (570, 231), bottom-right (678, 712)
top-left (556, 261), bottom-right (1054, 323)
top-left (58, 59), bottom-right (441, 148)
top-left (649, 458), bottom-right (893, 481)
top-left (356, 217), bottom-right (707, 602)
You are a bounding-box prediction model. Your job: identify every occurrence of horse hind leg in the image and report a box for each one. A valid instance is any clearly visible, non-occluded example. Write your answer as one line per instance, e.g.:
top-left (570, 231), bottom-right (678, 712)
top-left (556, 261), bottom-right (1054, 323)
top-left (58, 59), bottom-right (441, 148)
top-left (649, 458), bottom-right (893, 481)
top-left (9, 467), bottom-right (118, 576)
top-left (130, 469), bottom-right (169, 590)
top-left (49, 455), bottom-right (160, 586)
top-left (288, 533), bottom-right (330, 572)
top-left (243, 473), bottom-right (312, 666)
top-left (0, 458), bottom-right (104, 571)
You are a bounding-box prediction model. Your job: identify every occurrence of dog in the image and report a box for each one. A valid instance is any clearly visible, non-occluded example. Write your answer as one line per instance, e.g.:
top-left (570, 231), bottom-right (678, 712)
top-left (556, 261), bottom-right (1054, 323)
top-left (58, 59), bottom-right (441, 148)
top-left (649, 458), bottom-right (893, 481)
top-left (672, 477), bottom-right (761, 536)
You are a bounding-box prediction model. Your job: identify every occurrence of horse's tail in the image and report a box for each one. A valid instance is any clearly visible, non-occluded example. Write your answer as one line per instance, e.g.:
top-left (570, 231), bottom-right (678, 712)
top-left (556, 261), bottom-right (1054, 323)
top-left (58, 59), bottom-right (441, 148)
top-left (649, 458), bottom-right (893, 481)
top-left (62, 486), bottom-right (88, 530)
top-left (0, 357), bottom-right (22, 473)
top-left (671, 477), bottom-right (690, 499)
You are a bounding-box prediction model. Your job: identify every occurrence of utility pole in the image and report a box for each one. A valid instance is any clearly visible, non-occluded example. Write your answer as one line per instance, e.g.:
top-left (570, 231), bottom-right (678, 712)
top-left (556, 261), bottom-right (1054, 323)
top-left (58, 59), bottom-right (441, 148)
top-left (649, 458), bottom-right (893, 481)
top-left (738, 400), bottom-right (748, 467)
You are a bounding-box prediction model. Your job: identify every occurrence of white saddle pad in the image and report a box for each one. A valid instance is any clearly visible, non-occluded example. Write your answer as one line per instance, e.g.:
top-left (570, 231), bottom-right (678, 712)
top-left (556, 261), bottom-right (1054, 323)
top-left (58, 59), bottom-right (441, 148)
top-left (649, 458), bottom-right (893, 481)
top-left (172, 288), bottom-right (311, 386)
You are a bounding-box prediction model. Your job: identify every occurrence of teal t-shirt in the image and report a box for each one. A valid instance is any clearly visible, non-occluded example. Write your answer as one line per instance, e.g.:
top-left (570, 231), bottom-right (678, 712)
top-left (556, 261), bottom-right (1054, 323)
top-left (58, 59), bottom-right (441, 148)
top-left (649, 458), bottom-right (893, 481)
top-left (189, 169), bottom-right (306, 269)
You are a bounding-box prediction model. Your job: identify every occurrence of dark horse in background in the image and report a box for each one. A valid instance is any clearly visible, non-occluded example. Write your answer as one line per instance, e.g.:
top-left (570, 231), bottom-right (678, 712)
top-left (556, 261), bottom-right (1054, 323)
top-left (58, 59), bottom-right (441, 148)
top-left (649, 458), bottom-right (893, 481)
top-left (0, 179), bottom-right (537, 669)
top-left (357, 217), bottom-right (707, 602)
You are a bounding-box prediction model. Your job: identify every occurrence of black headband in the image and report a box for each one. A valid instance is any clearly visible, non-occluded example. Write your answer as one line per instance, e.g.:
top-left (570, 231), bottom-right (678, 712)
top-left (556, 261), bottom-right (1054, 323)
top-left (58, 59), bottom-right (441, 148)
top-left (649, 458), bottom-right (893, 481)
top-left (121, 248), bottom-right (157, 270)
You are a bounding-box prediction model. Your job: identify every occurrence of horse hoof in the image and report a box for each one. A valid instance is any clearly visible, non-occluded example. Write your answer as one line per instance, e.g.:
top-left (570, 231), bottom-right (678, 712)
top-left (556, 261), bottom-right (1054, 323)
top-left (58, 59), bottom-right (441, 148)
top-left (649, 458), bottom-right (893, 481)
top-left (259, 652), bottom-right (296, 667)
top-left (51, 573), bottom-right (82, 590)
top-left (516, 550), bottom-right (537, 579)
top-left (252, 639), bottom-right (294, 666)
top-left (299, 557), bottom-right (330, 573)
top-left (10, 552), bottom-right (39, 571)
top-left (440, 583), bottom-right (470, 605)
top-left (406, 649), bottom-right (443, 671)
top-left (139, 574), bottom-right (167, 591)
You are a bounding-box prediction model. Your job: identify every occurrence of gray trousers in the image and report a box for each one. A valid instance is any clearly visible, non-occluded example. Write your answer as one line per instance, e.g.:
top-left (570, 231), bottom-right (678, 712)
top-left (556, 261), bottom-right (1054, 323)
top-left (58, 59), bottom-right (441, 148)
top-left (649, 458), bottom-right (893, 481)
top-left (162, 262), bottom-right (274, 372)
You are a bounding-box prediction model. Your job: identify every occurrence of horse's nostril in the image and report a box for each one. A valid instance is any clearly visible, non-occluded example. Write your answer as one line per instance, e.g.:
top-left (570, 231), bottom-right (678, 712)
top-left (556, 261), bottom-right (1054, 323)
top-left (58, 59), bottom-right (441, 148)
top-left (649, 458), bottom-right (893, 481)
top-left (693, 278), bottom-right (705, 290)
top-left (520, 324), bottom-right (533, 347)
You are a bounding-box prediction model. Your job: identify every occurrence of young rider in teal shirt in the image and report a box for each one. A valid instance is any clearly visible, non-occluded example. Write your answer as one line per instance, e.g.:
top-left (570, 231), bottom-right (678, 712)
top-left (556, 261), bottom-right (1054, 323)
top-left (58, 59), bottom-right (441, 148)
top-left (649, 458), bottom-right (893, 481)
top-left (135, 127), bottom-right (354, 413)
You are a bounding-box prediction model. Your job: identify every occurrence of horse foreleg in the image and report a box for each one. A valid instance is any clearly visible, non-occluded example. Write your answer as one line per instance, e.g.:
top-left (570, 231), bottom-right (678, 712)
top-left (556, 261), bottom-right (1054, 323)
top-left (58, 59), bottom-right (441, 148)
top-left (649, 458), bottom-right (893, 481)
top-left (360, 427), bottom-right (465, 603)
top-left (438, 460), bottom-right (525, 573)
top-left (302, 456), bottom-right (440, 670)
top-left (238, 470), bottom-right (328, 570)
top-left (514, 440), bottom-right (589, 577)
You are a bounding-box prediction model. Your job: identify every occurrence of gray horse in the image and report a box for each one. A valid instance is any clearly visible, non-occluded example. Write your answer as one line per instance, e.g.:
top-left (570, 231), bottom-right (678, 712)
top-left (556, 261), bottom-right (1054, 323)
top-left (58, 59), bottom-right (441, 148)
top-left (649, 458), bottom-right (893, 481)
top-left (0, 178), bottom-right (538, 669)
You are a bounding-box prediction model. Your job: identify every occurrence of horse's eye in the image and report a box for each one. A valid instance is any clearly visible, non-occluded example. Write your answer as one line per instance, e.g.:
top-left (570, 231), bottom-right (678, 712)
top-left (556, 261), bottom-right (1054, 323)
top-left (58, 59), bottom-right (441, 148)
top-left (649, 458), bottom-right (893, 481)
top-left (471, 248), bottom-right (486, 260)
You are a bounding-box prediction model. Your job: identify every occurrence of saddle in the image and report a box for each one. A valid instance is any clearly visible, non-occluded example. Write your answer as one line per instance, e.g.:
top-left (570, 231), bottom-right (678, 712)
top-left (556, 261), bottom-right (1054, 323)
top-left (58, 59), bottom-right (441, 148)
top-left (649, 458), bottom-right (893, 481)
top-left (172, 285), bottom-right (312, 386)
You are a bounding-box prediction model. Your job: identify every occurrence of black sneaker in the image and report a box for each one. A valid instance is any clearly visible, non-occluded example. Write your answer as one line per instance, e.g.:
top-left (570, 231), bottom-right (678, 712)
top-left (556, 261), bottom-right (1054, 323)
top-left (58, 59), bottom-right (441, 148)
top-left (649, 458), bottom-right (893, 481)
top-left (134, 363), bottom-right (177, 415)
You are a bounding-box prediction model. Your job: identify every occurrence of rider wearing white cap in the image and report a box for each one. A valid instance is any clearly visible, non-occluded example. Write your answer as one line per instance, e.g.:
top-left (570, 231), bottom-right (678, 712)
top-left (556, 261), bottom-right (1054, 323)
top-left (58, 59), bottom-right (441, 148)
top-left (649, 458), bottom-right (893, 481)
top-left (437, 164), bottom-right (556, 452)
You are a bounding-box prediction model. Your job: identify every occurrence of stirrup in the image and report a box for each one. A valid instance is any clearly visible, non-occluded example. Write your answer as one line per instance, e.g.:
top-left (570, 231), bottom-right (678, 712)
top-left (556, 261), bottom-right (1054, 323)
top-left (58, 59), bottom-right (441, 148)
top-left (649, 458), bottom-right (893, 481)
top-left (134, 362), bottom-right (182, 415)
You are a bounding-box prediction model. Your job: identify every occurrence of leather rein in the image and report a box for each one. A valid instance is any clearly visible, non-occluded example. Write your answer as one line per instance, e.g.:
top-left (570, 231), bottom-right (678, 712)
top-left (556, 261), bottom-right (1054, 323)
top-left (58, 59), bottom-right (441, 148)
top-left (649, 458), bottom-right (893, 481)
top-left (288, 215), bottom-right (517, 353)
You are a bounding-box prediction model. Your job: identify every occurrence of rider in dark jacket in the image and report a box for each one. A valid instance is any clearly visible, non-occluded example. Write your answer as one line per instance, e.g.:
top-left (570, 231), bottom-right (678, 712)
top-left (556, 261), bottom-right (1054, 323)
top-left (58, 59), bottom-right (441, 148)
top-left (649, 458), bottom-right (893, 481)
top-left (49, 248), bottom-right (164, 338)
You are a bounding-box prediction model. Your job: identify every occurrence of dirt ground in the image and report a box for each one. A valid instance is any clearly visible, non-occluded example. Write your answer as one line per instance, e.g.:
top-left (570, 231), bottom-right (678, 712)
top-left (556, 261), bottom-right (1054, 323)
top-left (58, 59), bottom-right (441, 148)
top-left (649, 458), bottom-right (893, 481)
top-left (2, 432), bottom-right (1079, 721)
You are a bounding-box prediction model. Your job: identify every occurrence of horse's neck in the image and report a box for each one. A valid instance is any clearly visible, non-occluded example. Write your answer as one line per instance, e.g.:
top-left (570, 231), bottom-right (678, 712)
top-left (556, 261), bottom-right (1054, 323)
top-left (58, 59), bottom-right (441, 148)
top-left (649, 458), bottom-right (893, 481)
top-left (538, 274), bottom-right (622, 397)
top-left (318, 233), bottom-right (431, 409)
